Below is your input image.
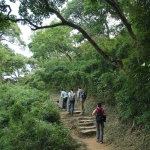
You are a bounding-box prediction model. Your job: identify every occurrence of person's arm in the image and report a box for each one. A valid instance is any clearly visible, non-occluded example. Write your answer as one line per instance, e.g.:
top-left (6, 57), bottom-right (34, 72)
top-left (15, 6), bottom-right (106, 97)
top-left (103, 109), bottom-right (106, 116)
top-left (92, 109), bottom-right (97, 116)
top-left (60, 91), bottom-right (63, 98)
top-left (68, 92), bottom-right (71, 99)
top-left (73, 92), bottom-right (76, 99)
top-left (77, 90), bottom-right (79, 100)
top-left (64, 91), bottom-right (68, 98)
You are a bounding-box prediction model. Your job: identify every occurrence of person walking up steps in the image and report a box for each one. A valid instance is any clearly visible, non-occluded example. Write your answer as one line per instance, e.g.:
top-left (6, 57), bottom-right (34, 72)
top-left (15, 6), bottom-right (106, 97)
top-left (92, 102), bottom-right (106, 144)
top-left (77, 87), bottom-right (86, 115)
top-left (60, 89), bottom-right (68, 110)
top-left (68, 88), bottom-right (75, 115)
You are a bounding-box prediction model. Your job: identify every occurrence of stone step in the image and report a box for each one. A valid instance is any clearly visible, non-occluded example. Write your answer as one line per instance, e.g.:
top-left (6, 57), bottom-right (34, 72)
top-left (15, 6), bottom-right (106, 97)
top-left (73, 110), bottom-right (81, 114)
top-left (78, 117), bottom-right (94, 120)
top-left (78, 122), bottom-right (94, 126)
top-left (61, 119), bottom-right (71, 122)
top-left (79, 120), bottom-right (94, 123)
top-left (79, 129), bottom-right (96, 135)
top-left (78, 126), bottom-right (96, 130)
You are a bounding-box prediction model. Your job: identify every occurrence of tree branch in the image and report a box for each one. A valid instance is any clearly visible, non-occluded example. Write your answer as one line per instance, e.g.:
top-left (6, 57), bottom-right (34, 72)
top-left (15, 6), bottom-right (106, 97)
top-left (8, 20), bottom-right (123, 68)
top-left (31, 22), bottom-right (65, 30)
top-left (3, 0), bottom-right (123, 69)
top-left (0, 4), bottom-right (12, 17)
top-left (43, 0), bottom-right (66, 22)
top-left (105, 0), bottom-right (137, 42)
top-left (58, 44), bottom-right (72, 62)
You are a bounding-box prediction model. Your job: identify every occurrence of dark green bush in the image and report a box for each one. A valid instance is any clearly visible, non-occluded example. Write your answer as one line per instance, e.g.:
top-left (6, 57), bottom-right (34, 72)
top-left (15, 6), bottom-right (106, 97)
top-left (0, 117), bottom-right (77, 150)
top-left (0, 83), bottom-right (77, 150)
top-left (37, 100), bottom-right (61, 124)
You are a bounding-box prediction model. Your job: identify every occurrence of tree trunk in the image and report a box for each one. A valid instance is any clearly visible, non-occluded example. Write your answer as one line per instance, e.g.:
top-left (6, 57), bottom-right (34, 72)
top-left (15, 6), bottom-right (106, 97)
top-left (66, 21), bottom-right (123, 69)
top-left (105, 0), bottom-right (137, 43)
top-left (59, 48), bottom-right (72, 62)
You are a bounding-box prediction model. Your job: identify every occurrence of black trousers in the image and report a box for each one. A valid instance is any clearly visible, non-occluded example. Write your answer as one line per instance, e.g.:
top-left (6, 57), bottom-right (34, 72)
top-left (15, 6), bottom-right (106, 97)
top-left (62, 97), bottom-right (67, 109)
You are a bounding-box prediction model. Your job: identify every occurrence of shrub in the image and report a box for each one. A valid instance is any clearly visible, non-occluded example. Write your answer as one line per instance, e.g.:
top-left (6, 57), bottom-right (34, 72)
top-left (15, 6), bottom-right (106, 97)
top-left (0, 117), bottom-right (77, 150)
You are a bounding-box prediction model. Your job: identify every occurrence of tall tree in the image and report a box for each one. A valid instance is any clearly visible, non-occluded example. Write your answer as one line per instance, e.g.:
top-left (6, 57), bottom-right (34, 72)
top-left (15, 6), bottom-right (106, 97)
top-left (0, 0), bottom-right (124, 69)
top-left (0, 20), bottom-right (26, 82)
top-left (29, 25), bottom-right (74, 62)
top-left (0, 45), bottom-right (29, 82)
top-left (0, 22), bottom-right (25, 46)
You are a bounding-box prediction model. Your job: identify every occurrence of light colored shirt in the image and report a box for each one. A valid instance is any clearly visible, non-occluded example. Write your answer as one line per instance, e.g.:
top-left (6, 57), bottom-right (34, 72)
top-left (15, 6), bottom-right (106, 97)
top-left (77, 89), bottom-right (84, 100)
top-left (68, 91), bottom-right (75, 100)
top-left (60, 91), bottom-right (68, 98)
top-left (68, 92), bottom-right (71, 99)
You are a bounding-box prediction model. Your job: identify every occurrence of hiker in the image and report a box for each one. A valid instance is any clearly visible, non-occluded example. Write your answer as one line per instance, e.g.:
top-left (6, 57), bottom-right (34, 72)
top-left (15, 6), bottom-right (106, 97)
top-left (60, 89), bottom-right (68, 110)
top-left (68, 88), bottom-right (75, 115)
top-left (92, 102), bottom-right (106, 144)
top-left (77, 87), bottom-right (86, 115)
top-left (56, 100), bottom-right (60, 109)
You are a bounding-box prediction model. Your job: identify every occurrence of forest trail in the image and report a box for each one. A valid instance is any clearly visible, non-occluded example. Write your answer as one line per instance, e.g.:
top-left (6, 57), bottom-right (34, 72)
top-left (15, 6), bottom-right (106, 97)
top-left (59, 102), bottom-right (113, 150)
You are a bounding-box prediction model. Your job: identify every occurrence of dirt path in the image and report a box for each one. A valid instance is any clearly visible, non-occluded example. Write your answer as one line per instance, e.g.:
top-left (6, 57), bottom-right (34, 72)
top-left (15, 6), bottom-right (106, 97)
top-left (61, 110), bottom-right (112, 150)
top-left (52, 93), bottom-right (113, 150)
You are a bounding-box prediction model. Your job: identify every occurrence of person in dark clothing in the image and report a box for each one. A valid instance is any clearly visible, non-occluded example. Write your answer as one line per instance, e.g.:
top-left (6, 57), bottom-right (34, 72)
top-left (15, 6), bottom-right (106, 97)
top-left (92, 102), bottom-right (106, 144)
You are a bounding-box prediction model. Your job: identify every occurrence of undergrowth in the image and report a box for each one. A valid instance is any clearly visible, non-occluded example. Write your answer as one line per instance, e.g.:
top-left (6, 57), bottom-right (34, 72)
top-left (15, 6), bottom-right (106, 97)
top-left (84, 96), bottom-right (150, 150)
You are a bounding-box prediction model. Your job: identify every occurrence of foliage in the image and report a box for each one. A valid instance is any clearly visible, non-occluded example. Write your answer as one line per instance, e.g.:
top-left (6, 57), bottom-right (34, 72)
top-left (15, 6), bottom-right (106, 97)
top-left (0, 28), bottom-right (29, 82)
top-left (21, 0), bottom-right (150, 130)
top-left (115, 64), bottom-right (150, 127)
top-left (0, 22), bottom-right (26, 46)
top-left (36, 100), bottom-right (61, 124)
top-left (0, 118), bottom-right (77, 150)
top-left (1, 0), bottom-right (150, 149)
top-left (0, 83), bottom-right (47, 127)
top-left (29, 25), bottom-right (73, 61)
top-left (0, 0), bottom-right (124, 68)
top-left (0, 14), bottom-right (11, 30)
top-left (0, 83), bottom-right (77, 149)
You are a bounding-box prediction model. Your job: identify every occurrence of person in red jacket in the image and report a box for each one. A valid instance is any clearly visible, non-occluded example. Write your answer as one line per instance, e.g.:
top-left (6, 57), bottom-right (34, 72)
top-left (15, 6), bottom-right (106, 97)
top-left (92, 102), bottom-right (106, 144)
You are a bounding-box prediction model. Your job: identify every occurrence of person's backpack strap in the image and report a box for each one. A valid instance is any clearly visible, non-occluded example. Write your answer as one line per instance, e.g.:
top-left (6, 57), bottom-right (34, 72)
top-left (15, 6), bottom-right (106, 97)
top-left (96, 107), bottom-right (101, 111)
top-left (96, 107), bottom-right (106, 122)
top-left (96, 107), bottom-right (103, 123)
top-left (70, 92), bottom-right (75, 102)
top-left (81, 90), bottom-right (86, 99)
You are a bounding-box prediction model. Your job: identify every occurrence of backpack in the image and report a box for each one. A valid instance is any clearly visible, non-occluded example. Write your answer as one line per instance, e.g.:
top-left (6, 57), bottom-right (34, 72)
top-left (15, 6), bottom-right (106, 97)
top-left (70, 92), bottom-right (75, 103)
top-left (81, 91), bottom-right (86, 99)
top-left (96, 108), bottom-right (104, 123)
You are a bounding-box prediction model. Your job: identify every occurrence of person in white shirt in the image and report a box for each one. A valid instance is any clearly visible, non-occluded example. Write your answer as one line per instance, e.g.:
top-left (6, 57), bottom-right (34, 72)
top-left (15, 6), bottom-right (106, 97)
top-left (68, 88), bottom-right (75, 115)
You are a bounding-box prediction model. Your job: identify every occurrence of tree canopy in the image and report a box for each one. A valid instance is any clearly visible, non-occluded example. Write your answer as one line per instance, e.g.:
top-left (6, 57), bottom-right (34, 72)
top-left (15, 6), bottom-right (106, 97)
top-left (0, 0), bottom-right (135, 68)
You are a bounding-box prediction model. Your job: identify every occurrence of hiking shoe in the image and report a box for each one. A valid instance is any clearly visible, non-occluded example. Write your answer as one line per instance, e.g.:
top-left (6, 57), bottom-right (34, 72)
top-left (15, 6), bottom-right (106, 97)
top-left (100, 141), bottom-right (103, 144)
